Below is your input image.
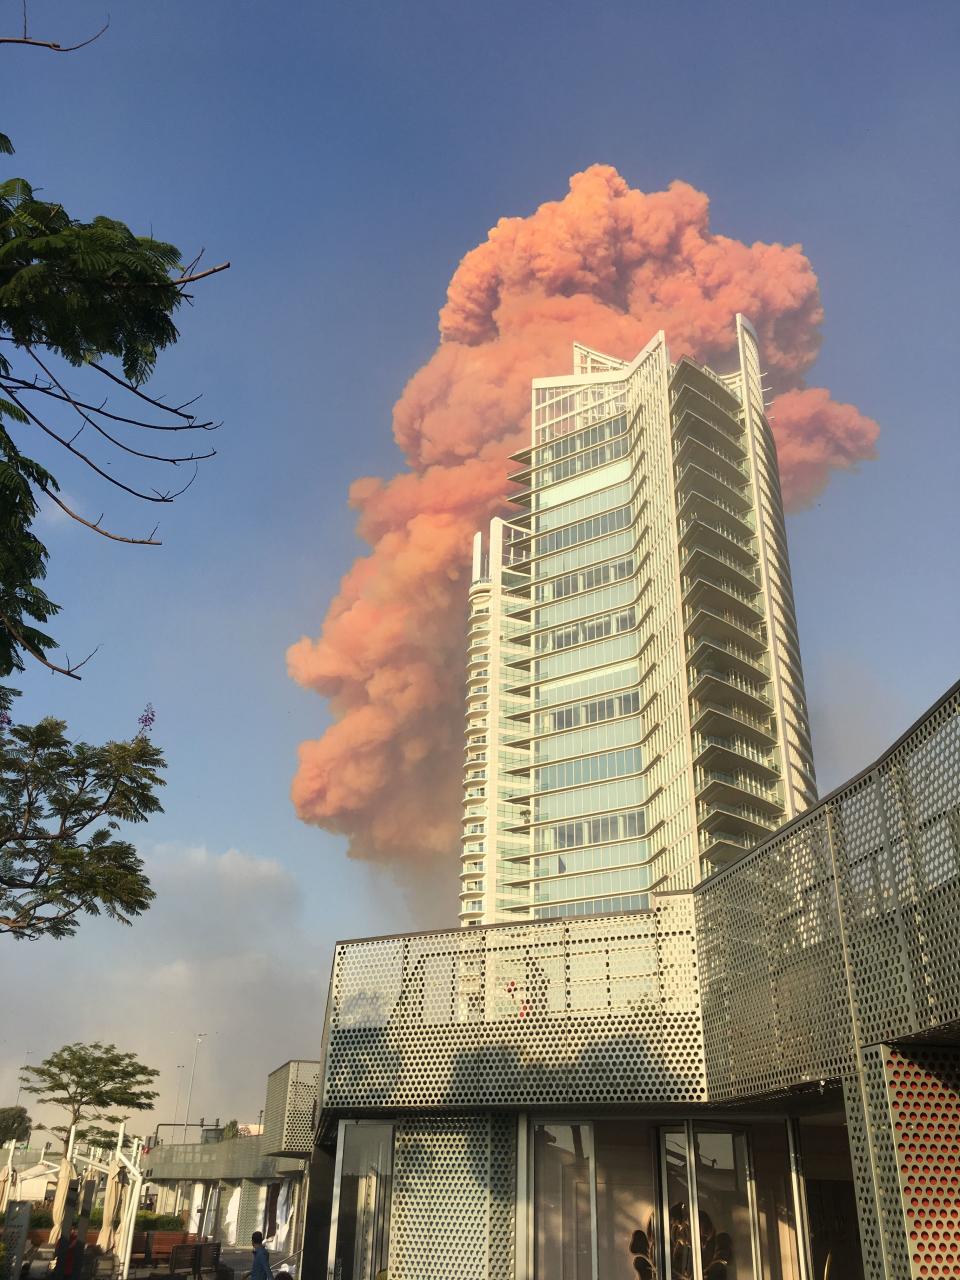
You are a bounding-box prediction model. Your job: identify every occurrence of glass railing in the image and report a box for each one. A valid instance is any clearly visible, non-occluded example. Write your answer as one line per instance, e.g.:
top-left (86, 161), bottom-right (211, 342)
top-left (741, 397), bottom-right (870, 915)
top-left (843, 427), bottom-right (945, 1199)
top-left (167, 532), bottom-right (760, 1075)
top-left (688, 637), bottom-right (769, 680)
top-left (697, 800), bottom-right (777, 829)
top-left (689, 669), bottom-right (771, 705)
top-left (675, 434), bottom-right (749, 480)
top-left (694, 735), bottom-right (779, 770)
top-left (679, 517), bottom-right (754, 554)
top-left (680, 544), bottom-right (759, 587)
top-left (696, 768), bottom-right (780, 804)
top-left (687, 603), bottom-right (764, 641)
top-left (680, 488), bottom-right (755, 531)
top-left (690, 700), bottom-right (773, 736)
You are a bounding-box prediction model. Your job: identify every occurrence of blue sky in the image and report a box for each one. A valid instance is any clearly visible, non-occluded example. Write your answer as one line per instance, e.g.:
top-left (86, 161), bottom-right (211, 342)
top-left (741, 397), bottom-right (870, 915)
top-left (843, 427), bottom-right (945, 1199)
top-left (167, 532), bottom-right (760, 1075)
top-left (1, 0), bottom-right (957, 1127)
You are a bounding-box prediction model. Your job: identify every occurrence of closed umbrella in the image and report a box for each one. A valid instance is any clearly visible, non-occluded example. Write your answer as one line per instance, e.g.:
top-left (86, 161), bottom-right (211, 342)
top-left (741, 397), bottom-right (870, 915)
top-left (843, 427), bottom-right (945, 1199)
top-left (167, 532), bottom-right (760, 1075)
top-left (97, 1159), bottom-right (126, 1253)
top-left (0, 1162), bottom-right (17, 1214)
top-left (48, 1154), bottom-right (76, 1247)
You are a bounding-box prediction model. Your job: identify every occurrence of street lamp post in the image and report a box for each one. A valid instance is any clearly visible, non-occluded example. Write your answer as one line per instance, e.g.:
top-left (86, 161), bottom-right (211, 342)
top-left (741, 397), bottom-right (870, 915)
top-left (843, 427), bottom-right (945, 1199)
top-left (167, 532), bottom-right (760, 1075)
top-left (171, 1065), bottom-right (185, 1132)
top-left (181, 1035), bottom-right (205, 1144)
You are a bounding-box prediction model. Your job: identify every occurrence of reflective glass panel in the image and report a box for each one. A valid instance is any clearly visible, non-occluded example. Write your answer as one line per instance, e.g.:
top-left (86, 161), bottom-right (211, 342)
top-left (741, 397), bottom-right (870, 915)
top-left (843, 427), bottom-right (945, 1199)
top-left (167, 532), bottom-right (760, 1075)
top-left (797, 1116), bottom-right (864, 1280)
top-left (692, 1127), bottom-right (754, 1280)
top-left (662, 1129), bottom-right (696, 1280)
top-left (595, 1119), bottom-right (658, 1280)
top-left (332, 1122), bottom-right (392, 1280)
top-left (751, 1123), bottom-right (801, 1280)
top-left (534, 1122), bottom-right (595, 1279)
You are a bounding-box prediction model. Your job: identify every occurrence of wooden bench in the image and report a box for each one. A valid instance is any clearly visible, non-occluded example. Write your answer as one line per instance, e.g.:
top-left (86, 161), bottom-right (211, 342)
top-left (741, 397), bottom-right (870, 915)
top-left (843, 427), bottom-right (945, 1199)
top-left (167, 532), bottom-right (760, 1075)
top-left (147, 1232), bottom-right (196, 1265)
top-left (168, 1242), bottom-right (220, 1277)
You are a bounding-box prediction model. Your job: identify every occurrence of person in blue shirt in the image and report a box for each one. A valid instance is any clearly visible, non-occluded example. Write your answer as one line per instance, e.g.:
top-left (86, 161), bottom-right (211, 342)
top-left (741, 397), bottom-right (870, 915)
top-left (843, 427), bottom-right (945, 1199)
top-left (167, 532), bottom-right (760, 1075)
top-left (251, 1231), bottom-right (273, 1280)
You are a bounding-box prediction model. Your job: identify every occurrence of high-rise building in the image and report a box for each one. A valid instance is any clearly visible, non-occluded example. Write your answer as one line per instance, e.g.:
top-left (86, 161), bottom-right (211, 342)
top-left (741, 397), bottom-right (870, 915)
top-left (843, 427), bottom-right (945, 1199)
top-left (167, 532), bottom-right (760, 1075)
top-left (460, 315), bottom-right (817, 925)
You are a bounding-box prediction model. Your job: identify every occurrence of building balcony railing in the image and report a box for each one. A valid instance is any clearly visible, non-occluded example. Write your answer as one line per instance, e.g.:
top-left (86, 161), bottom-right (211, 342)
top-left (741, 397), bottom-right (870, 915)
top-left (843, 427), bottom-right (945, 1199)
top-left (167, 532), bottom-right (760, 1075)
top-left (689, 668), bottom-right (772, 713)
top-left (673, 433), bottom-right (749, 487)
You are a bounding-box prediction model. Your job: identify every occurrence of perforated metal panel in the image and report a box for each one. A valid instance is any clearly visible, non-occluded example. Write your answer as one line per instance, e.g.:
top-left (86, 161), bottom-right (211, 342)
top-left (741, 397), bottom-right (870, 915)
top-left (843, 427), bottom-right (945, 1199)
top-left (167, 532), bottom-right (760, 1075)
top-left (883, 1044), bottom-right (960, 1280)
top-left (390, 1115), bottom-right (516, 1280)
top-left (323, 896), bottom-right (704, 1113)
top-left (696, 684), bottom-right (960, 1102)
top-left (263, 1060), bottom-right (320, 1156)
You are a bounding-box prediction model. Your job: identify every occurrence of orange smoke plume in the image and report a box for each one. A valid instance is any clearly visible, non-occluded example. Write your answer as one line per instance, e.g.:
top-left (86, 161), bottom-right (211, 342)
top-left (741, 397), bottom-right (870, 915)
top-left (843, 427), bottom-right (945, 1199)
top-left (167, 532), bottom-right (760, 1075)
top-left (288, 165), bottom-right (878, 868)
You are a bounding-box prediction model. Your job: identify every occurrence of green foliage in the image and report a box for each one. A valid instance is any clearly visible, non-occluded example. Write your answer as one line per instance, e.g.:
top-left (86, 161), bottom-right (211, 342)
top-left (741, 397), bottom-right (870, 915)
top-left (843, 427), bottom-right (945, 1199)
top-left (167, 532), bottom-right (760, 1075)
top-left (29, 1208), bottom-right (53, 1228)
top-left (221, 1119), bottom-right (240, 1140)
top-left (18, 1042), bottom-right (159, 1148)
top-left (0, 1103), bottom-right (31, 1142)
top-left (0, 716), bottom-right (165, 938)
top-left (0, 127), bottom-right (215, 678)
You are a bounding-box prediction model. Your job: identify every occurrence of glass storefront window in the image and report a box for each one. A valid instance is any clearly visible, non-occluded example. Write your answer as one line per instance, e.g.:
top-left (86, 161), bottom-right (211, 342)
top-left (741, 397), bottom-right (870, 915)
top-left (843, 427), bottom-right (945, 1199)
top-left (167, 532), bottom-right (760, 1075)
top-left (330, 1122), bottom-right (392, 1280)
top-left (751, 1123), bottom-right (802, 1280)
top-left (533, 1123), bottom-right (595, 1280)
top-left (531, 1119), bottom-right (813, 1280)
top-left (595, 1120), bottom-right (659, 1280)
top-left (797, 1115), bottom-right (864, 1280)
top-left (662, 1128), bottom-right (696, 1280)
top-left (691, 1127), bottom-right (754, 1280)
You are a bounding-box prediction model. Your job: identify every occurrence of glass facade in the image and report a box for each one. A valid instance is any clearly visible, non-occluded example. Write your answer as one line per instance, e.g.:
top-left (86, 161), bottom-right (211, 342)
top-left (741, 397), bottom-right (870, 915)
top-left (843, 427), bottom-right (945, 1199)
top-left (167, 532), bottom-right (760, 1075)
top-left (461, 319), bottom-right (818, 927)
top-left (529, 1118), bottom-right (809, 1280)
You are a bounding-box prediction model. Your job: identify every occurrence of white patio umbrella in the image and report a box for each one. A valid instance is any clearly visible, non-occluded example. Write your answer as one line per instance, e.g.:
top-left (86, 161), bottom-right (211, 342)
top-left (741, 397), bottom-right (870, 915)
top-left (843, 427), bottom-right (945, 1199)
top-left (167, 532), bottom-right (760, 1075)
top-left (48, 1153), bottom-right (77, 1247)
top-left (97, 1158), bottom-right (127, 1253)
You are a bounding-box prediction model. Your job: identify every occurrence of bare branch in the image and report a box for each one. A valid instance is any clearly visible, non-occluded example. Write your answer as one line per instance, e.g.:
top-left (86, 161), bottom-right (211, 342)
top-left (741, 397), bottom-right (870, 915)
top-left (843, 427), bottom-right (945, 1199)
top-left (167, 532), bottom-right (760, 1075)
top-left (172, 261), bottom-right (230, 287)
top-left (4, 385), bottom-right (195, 503)
top-left (89, 362), bottom-right (202, 421)
top-left (21, 349), bottom-right (217, 464)
top-left (37, 485), bottom-right (162, 546)
top-left (2, 375), bottom-right (217, 432)
top-left (0, 20), bottom-right (110, 53)
top-left (0, 609), bottom-right (97, 680)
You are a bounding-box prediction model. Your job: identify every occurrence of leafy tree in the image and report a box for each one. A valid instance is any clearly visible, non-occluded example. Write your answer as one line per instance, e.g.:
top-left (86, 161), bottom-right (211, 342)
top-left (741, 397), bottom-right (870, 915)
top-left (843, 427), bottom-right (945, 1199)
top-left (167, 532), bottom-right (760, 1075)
top-left (221, 1119), bottom-right (240, 1141)
top-left (0, 126), bottom-right (226, 682)
top-left (18, 1042), bottom-right (158, 1148)
top-left (0, 714), bottom-right (165, 939)
top-left (0, 1103), bottom-right (31, 1143)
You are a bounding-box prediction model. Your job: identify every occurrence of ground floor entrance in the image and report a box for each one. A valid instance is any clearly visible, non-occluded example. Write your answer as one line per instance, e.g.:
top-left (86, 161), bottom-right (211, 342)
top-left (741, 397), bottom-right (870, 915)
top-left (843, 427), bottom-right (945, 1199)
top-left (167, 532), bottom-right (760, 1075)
top-left (324, 1106), bottom-right (862, 1280)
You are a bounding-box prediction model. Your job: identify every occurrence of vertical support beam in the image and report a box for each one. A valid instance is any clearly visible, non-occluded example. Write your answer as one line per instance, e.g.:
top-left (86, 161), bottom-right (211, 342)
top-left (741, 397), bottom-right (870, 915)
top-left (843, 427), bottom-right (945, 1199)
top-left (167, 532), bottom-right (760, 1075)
top-left (514, 1114), bottom-right (529, 1280)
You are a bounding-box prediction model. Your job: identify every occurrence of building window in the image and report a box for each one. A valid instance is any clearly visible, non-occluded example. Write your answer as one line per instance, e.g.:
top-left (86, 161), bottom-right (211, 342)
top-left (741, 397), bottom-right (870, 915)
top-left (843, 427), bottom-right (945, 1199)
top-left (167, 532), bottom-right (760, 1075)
top-left (531, 1119), bottom-right (807, 1280)
top-left (329, 1122), bottom-right (393, 1280)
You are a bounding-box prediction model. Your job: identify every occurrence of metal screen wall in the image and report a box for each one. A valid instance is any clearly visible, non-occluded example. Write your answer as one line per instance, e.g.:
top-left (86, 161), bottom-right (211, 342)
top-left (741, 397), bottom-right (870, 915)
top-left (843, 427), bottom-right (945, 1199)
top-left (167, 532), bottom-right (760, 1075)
top-left (323, 896), bottom-right (704, 1112)
top-left (696, 684), bottom-right (960, 1100)
top-left (263, 1060), bottom-right (320, 1156)
top-left (390, 1115), bottom-right (516, 1280)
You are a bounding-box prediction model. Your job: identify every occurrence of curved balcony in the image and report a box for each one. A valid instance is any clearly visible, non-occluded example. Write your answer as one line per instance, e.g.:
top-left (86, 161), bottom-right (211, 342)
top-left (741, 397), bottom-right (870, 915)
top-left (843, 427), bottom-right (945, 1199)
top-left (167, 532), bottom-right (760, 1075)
top-left (680, 515), bottom-right (755, 563)
top-left (675, 459), bottom-right (751, 511)
top-left (696, 769), bottom-right (783, 816)
top-left (697, 800), bottom-right (777, 839)
top-left (683, 574), bottom-right (764, 626)
top-left (686, 599), bottom-right (766, 651)
top-left (681, 544), bottom-right (760, 597)
top-left (694, 735), bottom-right (780, 782)
top-left (699, 830), bottom-right (758, 866)
top-left (677, 488), bottom-right (755, 542)
top-left (690, 700), bottom-right (776, 746)
top-left (674, 433), bottom-right (748, 490)
top-left (689, 668), bottom-right (772, 716)
top-left (688, 635), bottom-right (769, 686)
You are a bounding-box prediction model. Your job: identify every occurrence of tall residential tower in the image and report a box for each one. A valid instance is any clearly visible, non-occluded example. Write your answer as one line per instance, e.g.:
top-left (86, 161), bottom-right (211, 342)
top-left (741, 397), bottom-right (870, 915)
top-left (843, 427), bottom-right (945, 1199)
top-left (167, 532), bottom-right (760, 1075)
top-left (460, 316), bottom-right (817, 924)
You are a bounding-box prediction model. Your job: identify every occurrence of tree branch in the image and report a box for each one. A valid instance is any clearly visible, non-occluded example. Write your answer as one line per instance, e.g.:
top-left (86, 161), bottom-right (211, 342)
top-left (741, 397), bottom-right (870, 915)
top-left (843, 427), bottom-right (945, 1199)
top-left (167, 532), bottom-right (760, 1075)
top-left (0, 21), bottom-right (110, 53)
top-left (37, 484), bottom-right (162, 546)
top-left (4, 385), bottom-right (197, 503)
top-left (21, 349), bottom-right (217, 464)
top-left (0, 609), bottom-right (97, 680)
top-left (89, 362), bottom-right (205, 421)
top-left (2, 375), bottom-right (217, 432)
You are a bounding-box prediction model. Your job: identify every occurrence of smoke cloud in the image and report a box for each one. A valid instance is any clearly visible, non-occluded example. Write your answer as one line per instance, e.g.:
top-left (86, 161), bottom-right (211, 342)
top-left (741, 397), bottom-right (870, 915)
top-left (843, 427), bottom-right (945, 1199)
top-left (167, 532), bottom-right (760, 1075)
top-left (287, 165), bottom-right (878, 869)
